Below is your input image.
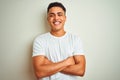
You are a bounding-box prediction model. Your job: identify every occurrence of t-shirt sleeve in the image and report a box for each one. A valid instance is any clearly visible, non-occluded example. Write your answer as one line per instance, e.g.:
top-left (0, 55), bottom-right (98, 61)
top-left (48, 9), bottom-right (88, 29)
top-left (32, 37), bottom-right (45, 57)
top-left (73, 37), bottom-right (84, 55)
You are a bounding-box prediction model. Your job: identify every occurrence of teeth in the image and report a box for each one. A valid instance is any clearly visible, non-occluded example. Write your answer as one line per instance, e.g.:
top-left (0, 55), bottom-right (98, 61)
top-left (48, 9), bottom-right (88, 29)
top-left (54, 21), bottom-right (60, 25)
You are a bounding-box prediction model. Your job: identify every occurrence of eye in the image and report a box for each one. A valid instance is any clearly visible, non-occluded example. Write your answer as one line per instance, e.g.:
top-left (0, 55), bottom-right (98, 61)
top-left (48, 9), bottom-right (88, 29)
top-left (49, 14), bottom-right (54, 17)
top-left (48, 13), bottom-right (55, 17)
top-left (58, 13), bottom-right (63, 16)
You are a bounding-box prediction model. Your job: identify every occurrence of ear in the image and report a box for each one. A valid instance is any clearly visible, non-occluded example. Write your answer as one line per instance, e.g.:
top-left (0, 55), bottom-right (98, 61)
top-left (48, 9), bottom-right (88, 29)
top-left (65, 15), bottom-right (67, 21)
top-left (47, 13), bottom-right (49, 20)
top-left (47, 15), bottom-right (49, 21)
top-left (47, 17), bottom-right (49, 24)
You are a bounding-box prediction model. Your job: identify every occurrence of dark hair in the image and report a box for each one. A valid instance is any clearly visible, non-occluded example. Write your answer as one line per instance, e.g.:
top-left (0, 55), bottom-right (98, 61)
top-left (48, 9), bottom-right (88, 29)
top-left (47, 2), bottom-right (66, 13)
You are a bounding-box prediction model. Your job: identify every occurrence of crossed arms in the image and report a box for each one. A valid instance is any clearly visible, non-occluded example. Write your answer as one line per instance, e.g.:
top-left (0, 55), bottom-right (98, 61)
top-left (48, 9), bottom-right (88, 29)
top-left (32, 55), bottom-right (86, 79)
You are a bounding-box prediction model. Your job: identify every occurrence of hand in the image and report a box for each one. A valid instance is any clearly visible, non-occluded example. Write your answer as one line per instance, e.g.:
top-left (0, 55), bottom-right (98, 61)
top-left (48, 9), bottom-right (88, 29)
top-left (65, 56), bottom-right (75, 66)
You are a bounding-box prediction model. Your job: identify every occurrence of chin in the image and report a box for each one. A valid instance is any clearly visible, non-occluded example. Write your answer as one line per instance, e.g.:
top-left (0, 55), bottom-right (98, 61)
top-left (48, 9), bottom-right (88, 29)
top-left (52, 28), bottom-right (62, 32)
top-left (52, 26), bottom-right (62, 29)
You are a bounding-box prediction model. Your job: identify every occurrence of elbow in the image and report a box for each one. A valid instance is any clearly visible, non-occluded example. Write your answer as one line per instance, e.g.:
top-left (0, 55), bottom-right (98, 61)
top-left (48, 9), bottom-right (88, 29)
top-left (80, 71), bottom-right (85, 77)
top-left (77, 70), bottom-right (85, 77)
top-left (35, 72), bottom-right (45, 79)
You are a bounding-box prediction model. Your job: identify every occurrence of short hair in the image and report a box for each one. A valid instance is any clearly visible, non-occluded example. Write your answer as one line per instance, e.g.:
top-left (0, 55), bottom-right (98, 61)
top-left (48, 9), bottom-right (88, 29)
top-left (47, 2), bottom-right (66, 13)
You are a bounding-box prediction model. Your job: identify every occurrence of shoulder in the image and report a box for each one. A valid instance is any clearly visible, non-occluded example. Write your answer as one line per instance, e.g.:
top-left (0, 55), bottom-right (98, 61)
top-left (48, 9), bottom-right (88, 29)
top-left (67, 32), bottom-right (81, 40)
top-left (35, 32), bottom-right (50, 40)
top-left (34, 32), bottom-right (50, 43)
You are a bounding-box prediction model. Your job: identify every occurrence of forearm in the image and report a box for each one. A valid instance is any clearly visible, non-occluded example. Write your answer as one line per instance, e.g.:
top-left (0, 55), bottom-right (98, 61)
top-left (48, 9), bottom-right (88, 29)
top-left (61, 55), bottom-right (86, 76)
top-left (35, 59), bottom-right (68, 79)
top-left (61, 64), bottom-right (85, 76)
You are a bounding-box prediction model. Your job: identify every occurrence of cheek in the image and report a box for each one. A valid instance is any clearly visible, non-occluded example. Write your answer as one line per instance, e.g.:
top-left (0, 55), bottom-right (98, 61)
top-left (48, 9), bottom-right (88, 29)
top-left (48, 18), bottom-right (54, 23)
top-left (61, 17), bottom-right (66, 21)
top-left (47, 19), bottom-right (52, 24)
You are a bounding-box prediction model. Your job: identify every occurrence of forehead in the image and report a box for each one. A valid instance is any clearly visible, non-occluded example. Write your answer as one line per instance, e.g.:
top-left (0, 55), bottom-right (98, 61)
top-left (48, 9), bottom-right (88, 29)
top-left (48, 7), bottom-right (64, 14)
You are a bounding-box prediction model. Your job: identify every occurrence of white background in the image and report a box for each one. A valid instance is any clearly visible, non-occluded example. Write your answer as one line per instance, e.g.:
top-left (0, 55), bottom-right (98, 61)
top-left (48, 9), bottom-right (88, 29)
top-left (0, 0), bottom-right (120, 80)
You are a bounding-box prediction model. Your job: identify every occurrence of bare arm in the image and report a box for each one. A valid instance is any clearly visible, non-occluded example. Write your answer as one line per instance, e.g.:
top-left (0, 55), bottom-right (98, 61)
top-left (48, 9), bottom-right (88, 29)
top-left (61, 55), bottom-right (86, 76)
top-left (32, 55), bottom-right (74, 79)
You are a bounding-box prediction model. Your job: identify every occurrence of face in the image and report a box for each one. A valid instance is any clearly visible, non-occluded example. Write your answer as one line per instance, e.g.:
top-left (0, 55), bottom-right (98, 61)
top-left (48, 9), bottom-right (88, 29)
top-left (47, 7), bottom-right (66, 32)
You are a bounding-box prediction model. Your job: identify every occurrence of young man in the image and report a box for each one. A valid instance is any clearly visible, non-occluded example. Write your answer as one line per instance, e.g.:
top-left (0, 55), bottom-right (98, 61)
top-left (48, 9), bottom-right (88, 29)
top-left (32, 2), bottom-right (86, 80)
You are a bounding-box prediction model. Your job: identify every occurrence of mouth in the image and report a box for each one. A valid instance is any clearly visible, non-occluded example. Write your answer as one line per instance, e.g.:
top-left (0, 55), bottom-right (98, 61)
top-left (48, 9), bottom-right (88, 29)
top-left (53, 21), bottom-right (61, 25)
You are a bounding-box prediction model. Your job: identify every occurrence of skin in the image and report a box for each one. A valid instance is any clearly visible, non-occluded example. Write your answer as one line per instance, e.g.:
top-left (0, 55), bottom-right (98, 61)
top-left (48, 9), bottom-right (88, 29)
top-left (32, 6), bottom-right (86, 79)
top-left (47, 7), bottom-right (66, 37)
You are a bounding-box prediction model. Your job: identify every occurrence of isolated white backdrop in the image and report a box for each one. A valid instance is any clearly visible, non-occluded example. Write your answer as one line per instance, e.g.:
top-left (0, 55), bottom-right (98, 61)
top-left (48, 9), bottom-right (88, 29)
top-left (0, 0), bottom-right (120, 80)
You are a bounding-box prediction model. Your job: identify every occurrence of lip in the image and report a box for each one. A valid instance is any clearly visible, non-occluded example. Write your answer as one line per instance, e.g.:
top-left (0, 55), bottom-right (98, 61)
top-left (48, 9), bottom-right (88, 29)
top-left (53, 21), bottom-right (61, 25)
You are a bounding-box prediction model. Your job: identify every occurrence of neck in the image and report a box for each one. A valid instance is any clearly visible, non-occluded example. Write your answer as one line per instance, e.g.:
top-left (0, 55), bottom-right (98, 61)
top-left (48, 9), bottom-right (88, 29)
top-left (50, 30), bottom-right (66, 37)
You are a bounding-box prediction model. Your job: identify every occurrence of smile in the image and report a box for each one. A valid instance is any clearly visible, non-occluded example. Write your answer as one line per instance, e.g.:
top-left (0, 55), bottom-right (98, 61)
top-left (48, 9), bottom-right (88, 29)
top-left (53, 21), bottom-right (61, 25)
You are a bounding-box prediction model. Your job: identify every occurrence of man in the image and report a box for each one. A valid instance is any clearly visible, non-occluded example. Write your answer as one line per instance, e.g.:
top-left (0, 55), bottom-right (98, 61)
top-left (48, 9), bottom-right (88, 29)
top-left (32, 2), bottom-right (86, 80)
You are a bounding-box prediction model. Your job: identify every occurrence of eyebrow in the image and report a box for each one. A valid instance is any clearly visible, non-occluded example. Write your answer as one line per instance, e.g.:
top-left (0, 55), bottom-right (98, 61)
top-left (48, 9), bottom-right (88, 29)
top-left (49, 12), bottom-right (63, 15)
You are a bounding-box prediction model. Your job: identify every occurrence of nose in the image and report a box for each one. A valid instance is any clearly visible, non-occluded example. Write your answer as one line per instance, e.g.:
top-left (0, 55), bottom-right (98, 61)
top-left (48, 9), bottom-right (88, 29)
top-left (54, 15), bottom-right (59, 20)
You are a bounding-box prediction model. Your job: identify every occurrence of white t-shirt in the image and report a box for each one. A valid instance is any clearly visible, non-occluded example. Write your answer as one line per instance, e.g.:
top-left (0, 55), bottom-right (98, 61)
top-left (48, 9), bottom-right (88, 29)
top-left (32, 32), bottom-right (84, 80)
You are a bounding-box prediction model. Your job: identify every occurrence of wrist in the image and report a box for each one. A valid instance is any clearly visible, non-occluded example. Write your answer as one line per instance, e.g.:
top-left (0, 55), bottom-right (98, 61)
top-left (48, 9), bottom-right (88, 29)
top-left (64, 58), bottom-right (71, 66)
